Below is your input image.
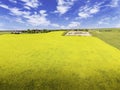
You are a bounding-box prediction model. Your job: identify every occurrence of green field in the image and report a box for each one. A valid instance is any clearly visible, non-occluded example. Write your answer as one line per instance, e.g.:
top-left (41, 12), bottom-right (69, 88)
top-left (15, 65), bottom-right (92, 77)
top-left (0, 31), bottom-right (10, 35)
top-left (0, 31), bottom-right (120, 90)
top-left (90, 29), bottom-right (120, 49)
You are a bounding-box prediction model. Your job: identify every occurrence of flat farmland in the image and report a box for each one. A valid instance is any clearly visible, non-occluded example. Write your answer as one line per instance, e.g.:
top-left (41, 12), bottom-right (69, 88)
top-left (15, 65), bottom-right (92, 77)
top-left (0, 31), bottom-right (120, 90)
top-left (91, 30), bottom-right (120, 49)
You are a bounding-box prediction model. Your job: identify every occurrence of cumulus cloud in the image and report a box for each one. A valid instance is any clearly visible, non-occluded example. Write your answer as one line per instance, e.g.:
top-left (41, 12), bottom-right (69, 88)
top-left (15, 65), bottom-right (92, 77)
top-left (10, 9), bottom-right (50, 26)
top-left (24, 10), bottom-right (50, 26)
top-left (78, 4), bottom-right (100, 19)
top-left (21, 0), bottom-right (41, 8)
top-left (55, 0), bottom-right (76, 15)
top-left (0, 4), bottom-right (30, 16)
top-left (10, 8), bottom-right (30, 16)
top-left (0, 3), bottom-right (50, 26)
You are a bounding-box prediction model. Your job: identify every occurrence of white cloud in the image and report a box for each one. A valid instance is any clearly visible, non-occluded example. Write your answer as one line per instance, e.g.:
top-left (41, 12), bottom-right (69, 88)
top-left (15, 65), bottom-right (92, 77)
top-left (24, 6), bottom-right (31, 10)
top-left (51, 23), bottom-right (60, 27)
top-left (0, 4), bottom-right (9, 9)
top-left (67, 21), bottom-right (80, 28)
top-left (0, 1), bottom-right (81, 29)
top-left (39, 10), bottom-right (47, 16)
top-left (0, 3), bottom-right (51, 27)
top-left (78, 12), bottom-right (90, 18)
top-left (90, 7), bottom-right (99, 13)
top-left (25, 10), bottom-right (50, 26)
top-left (78, 4), bottom-right (100, 19)
top-left (21, 0), bottom-right (41, 8)
top-left (49, 21), bottom-right (81, 29)
top-left (65, 17), bottom-right (69, 20)
top-left (0, 4), bottom-right (30, 16)
top-left (10, 7), bottom-right (30, 16)
top-left (15, 18), bottom-right (25, 23)
top-left (9, 0), bottom-right (17, 3)
top-left (55, 0), bottom-right (76, 15)
top-left (110, 0), bottom-right (119, 7)
top-left (98, 17), bottom-right (110, 25)
top-left (60, 21), bottom-right (80, 29)
top-left (1, 0), bottom-right (41, 9)
top-left (87, 0), bottom-right (90, 3)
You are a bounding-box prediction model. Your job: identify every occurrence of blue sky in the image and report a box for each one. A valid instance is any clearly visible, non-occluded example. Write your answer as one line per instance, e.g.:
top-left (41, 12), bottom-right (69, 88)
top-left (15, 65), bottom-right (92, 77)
top-left (0, 0), bottom-right (120, 30)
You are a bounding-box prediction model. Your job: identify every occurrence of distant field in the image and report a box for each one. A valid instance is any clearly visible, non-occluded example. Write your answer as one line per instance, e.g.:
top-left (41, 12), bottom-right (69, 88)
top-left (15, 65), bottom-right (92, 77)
top-left (0, 31), bottom-right (10, 35)
top-left (90, 29), bottom-right (120, 49)
top-left (0, 31), bottom-right (120, 90)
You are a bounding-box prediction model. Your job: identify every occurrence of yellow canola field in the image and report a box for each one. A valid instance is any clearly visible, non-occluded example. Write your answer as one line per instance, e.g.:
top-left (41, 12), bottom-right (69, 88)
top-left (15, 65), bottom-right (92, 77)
top-left (0, 31), bottom-right (120, 90)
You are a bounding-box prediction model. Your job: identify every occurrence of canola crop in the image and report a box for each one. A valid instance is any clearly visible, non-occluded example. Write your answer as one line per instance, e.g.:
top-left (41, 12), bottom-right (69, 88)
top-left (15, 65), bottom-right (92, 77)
top-left (0, 31), bottom-right (120, 90)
